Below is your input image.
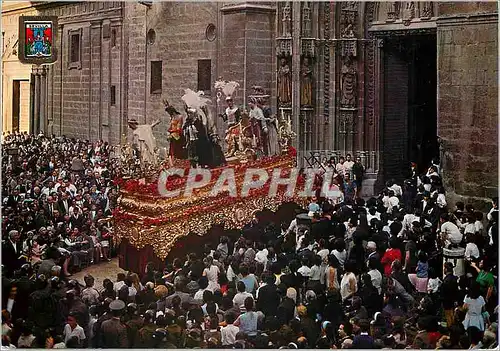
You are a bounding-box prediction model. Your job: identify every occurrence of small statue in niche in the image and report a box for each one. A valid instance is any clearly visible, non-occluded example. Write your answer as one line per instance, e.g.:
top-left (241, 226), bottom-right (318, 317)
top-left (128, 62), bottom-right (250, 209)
top-left (386, 2), bottom-right (397, 21)
top-left (300, 57), bottom-right (313, 106)
top-left (421, 2), bottom-right (433, 19)
top-left (277, 57), bottom-right (292, 105)
top-left (340, 55), bottom-right (357, 108)
top-left (402, 2), bottom-right (415, 26)
top-left (282, 3), bottom-right (291, 37)
top-left (301, 2), bottom-right (311, 37)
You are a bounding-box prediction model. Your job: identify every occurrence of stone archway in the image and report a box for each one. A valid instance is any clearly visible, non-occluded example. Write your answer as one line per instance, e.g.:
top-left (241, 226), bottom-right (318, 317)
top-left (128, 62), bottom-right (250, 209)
top-left (361, 2), bottom-right (439, 185)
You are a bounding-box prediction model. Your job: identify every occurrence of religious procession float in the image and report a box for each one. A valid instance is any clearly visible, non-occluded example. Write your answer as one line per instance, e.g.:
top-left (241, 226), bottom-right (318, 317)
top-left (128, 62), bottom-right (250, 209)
top-left (113, 81), bottom-right (313, 272)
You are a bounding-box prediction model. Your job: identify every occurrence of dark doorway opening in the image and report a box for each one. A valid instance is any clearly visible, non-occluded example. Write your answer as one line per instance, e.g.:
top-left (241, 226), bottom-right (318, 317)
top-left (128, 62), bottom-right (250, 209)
top-left (382, 33), bottom-right (437, 182)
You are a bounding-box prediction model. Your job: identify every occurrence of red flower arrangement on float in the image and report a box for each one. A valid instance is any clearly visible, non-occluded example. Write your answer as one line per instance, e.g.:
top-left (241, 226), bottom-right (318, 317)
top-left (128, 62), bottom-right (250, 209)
top-left (113, 146), bottom-right (298, 198)
top-left (113, 147), bottom-right (303, 228)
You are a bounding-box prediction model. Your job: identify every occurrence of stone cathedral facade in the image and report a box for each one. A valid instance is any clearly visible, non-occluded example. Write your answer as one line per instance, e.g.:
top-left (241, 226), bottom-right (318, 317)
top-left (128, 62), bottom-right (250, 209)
top-left (3, 1), bottom-right (497, 206)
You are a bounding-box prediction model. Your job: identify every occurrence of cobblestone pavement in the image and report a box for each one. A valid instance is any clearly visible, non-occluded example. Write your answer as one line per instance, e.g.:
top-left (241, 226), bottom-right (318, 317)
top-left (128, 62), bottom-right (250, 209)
top-left (71, 258), bottom-right (125, 290)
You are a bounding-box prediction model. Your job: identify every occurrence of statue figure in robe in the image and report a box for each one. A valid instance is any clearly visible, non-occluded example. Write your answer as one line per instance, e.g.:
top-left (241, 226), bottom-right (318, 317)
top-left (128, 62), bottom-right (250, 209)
top-left (300, 57), bottom-right (313, 106)
top-left (278, 57), bottom-right (292, 105)
top-left (182, 89), bottom-right (226, 168)
top-left (127, 118), bottom-right (160, 168)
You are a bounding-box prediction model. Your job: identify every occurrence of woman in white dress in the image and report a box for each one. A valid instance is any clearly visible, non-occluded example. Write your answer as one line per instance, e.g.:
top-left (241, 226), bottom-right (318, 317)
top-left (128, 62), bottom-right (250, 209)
top-left (203, 256), bottom-right (220, 292)
top-left (462, 282), bottom-right (487, 331)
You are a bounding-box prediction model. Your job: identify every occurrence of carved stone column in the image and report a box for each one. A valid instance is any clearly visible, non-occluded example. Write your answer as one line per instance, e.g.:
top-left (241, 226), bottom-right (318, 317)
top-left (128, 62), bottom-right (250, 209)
top-left (299, 2), bottom-right (317, 154)
top-left (323, 2), bottom-right (332, 150)
top-left (276, 2), bottom-right (293, 139)
top-left (291, 1), bottom-right (301, 158)
top-left (337, 2), bottom-right (359, 155)
top-left (33, 69), bottom-right (40, 134)
top-left (220, 2), bottom-right (276, 108)
top-left (30, 66), bottom-right (49, 134)
top-left (40, 66), bottom-right (48, 133)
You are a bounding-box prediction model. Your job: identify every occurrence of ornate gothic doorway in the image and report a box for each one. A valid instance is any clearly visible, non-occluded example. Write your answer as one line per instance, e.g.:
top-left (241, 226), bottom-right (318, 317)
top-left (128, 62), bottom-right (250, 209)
top-left (381, 33), bottom-right (437, 181)
top-left (363, 2), bottom-right (439, 185)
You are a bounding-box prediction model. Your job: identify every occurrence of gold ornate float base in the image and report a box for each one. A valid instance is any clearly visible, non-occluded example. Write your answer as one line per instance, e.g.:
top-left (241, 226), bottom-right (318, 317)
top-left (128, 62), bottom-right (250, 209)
top-left (114, 148), bottom-right (306, 260)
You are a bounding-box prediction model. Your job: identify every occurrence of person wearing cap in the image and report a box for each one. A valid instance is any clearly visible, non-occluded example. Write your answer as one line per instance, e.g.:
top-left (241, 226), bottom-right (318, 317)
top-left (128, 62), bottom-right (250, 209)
top-left (99, 299), bottom-right (128, 348)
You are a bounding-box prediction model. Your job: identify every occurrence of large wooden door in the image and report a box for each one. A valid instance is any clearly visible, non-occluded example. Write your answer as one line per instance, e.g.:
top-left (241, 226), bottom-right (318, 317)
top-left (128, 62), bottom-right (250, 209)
top-left (382, 41), bottom-right (409, 183)
top-left (12, 80), bottom-right (30, 133)
top-left (19, 81), bottom-right (30, 132)
top-left (12, 80), bottom-right (20, 132)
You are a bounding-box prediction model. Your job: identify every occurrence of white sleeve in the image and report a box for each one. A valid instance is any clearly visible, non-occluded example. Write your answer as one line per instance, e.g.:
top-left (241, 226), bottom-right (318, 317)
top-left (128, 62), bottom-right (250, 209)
top-left (464, 244), bottom-right (471, 258)
top-left (487, 208), bottom-right (494, 221)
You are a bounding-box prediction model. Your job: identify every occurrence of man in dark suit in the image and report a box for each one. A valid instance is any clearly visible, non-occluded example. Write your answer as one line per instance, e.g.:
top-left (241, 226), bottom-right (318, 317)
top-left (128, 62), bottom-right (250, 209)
top-left (352, 320), bottom-right (374, 349)
top-left (6, 189), bottom-right (21, 209)
top-left (2, 230), bottom-right (23, 277)
top-left (256, 272), bottom-right (280, 317)
top-left (45, 196), bottom-right (60, 217)
top-left (69, 207), bottom-right (84, 229)
top-left (58, 193), bottom-right (70, 215)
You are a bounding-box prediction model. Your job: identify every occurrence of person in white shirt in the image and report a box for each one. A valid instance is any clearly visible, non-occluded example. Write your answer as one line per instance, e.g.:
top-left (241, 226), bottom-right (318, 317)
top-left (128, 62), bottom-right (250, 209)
top-left (464, 234), bottom-right (480, 261)
top-left (343, 154), bottom-right (354, 177)
top-left (255, 244), bottom-right (269, 272)
top-left (436, 188), bottom-right (447, 209)
top-left (308, 256), bottom-right (323, 288)
top-left (487, 197), bottom-right (498, 221)
top-left (194, 277), bottom-right (209, 301)
top-left (474, 212), bottom-right (484, 236)
top-left (464, 215), bottom-right (477, 235)
top-left (202, 256), bottom-right (220, 292)
top-left (331, 238), bottom-right (347, 268)
top-left (336, 156), bottom-right (345, 178)
top-left (388, 191), bottom-right (400, 213)
top-left (63, 314), bottom-right (86, 345)
top-left (367, 257), bottom-right (382, 294)
top-left (316, 239), bottom-right (330, 262)
top-left (367, 207), bottom-right (381, 224)
top-left (426, 165), bottom-right (439, 179)
top-left (297, 258), bottom-right (312, 278)
top-left (439, 214), bottom-right (463, 247)
top-left (232, 281), bottom-right (253, 310)
top-left (388, 180), bottom-right (403, 197)
top-left (221, 312), bottom-right (240, 346)
top-left (113, 273), bottom-right (126, 292)
top-left (427, 268), bottom-right (442, 294)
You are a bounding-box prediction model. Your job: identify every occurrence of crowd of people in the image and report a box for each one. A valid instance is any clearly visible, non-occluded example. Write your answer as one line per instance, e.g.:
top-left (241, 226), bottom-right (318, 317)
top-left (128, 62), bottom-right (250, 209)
top-left (1, 131), bottom-right (118, 274)
top-left (1, 131), bottom-right (499, 349)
